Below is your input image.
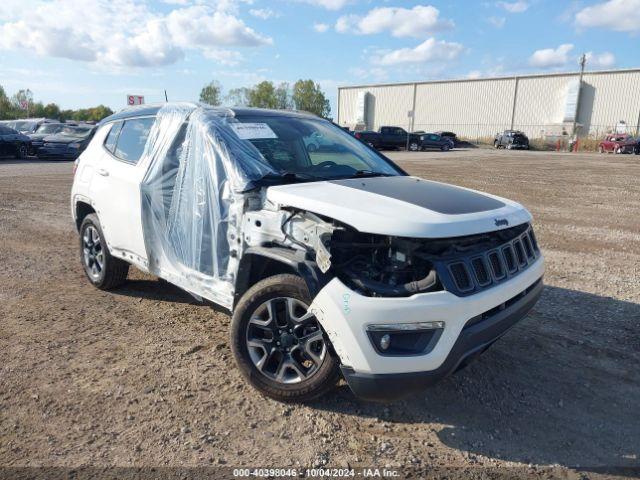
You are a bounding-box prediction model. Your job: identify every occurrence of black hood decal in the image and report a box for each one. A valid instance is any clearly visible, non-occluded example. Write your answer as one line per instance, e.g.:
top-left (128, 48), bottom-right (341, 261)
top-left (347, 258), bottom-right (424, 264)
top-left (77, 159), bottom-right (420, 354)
top-left (330, 176), bottom-right (505, 215)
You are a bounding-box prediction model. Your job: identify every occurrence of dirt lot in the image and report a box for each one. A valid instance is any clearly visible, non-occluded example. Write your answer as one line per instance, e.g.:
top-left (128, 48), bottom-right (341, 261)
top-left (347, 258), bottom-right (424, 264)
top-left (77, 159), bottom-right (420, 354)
top-left (0, 149), bottom-right (638, 478)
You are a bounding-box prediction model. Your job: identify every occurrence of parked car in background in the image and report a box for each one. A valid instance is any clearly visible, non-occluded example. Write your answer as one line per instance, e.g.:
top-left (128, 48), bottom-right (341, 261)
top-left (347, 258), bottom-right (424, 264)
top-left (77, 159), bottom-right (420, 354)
top-left (635, 139), bottom-right (640, 155)
top-left (435, 131), bottom-right (458, 146)
top-left (598, 134), bottom-right (636, 154)
top-left (38, 125), bottom-right (97, 160)
top-left (494, 130), bottom-right (529, 149)
top-left (418, 133), bottom-right (452, 151)
top-left (354, 126), bottom-right (421, 151)
top-left (4, 118), bottom-right (57, 134)
top-left (28, 123), bottom-right (67, 155)
top-left (0, 124), bottom-right (31, 159)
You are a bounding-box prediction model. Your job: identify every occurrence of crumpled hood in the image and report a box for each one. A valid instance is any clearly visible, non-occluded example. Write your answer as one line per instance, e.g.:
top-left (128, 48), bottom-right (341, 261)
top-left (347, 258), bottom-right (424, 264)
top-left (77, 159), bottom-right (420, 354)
top-left (266, 175), bottom-right (532, 238)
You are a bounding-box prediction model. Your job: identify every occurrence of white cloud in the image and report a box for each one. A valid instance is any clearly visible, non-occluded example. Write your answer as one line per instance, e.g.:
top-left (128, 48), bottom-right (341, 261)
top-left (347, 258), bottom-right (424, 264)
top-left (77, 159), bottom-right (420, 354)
top-left (374, 38), bottom-right (464, 66)
top-left (299, 0), bottom-right (351, 10)
top-left (0, 0), bottom-right (272, 68)
top-left (487, 16), bottom-right (506, 28)
top-left (335, 5), bottom-right (453, 37)
top-left (467, 70), bottom-right (482, 79)
top-left (575, 0), bottom-right (640, 32)
top-left (249, 8), bottom-right (278, 19)
top-left (313, 23), bottom-right (330, 32)
top-left (202, 48), bottom-right (243, 66)
top-left (529, 43), bottom-right (574, 68)
top-left (585, 51), bottom-right (616, 68)
top-left (496, 1), bottom-right (529, 13)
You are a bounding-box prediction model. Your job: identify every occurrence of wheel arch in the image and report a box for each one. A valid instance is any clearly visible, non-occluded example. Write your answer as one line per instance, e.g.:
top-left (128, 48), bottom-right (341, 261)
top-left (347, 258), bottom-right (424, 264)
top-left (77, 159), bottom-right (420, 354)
top-left (233, 246), bottom-right (331, 311)
top-left (75, 201), bottom-right (96, 231)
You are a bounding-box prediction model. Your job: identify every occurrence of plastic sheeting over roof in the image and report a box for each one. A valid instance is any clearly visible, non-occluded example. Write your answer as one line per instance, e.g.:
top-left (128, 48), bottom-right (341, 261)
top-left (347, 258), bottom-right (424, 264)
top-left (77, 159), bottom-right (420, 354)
top-left (140, 103), bottom-right (278, 308)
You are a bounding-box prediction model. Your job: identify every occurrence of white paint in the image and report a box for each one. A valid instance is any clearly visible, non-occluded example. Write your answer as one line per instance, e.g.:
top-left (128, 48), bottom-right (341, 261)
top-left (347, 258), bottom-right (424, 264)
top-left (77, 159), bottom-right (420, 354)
top-left (267, 177), bottom-right (532, 238)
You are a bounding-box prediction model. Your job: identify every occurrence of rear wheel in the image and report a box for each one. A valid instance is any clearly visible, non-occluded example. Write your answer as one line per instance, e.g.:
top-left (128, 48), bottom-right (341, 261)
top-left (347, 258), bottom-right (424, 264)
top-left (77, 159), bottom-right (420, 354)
top-left (79, 214), bottom-right (129, 290)
top-left (441, 144), bottom-right (450, 151)
top-left (598, 145), bottom-right (604, 154)
top-left (494, 141), bottom-right (500, 149)
top-left (231, 274), bottom-right (339, 402)
top-left (408, 141), bottom-right (419, 151)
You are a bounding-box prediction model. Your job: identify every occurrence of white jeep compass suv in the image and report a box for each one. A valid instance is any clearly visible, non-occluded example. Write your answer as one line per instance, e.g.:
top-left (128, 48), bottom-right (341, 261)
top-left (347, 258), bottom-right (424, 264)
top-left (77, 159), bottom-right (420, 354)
top-left (71, 103), bottom-right (544, 402)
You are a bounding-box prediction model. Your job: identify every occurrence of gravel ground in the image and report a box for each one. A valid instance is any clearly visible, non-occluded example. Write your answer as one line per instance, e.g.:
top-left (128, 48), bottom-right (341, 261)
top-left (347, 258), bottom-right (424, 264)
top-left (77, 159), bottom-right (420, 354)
top-left (0, 150), bottom-right (638, 479)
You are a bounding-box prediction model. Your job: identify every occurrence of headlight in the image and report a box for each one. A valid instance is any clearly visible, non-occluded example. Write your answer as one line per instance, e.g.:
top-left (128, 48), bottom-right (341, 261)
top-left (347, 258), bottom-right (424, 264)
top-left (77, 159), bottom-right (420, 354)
top-left (69, 143), bottom-right (81, 149)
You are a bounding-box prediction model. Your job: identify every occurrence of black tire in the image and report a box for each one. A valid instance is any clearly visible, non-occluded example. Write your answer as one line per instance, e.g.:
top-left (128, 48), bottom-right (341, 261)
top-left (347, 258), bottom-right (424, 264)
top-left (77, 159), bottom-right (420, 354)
top-left (598, 145), bottom-right (604, 154)
top-left (408, 141), bottom-right (419, 151)
top-left (79, 214), bottom-right (129, 290)
top-left (15, 143), bottom-right (28, 159)
top-left (494, 141), bottom-right (499, 149)
top-left (441, 144), bottom-right (450, 151)
top-left (231, 274), bottom-right (340, 402)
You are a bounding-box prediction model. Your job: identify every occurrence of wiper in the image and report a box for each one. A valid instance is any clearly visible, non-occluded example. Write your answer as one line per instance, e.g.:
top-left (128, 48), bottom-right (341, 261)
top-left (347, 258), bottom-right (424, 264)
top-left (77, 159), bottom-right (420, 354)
top-left (349, 170), bottom-right (393, 178)
top-left (256, 171), bottom-right (326, 185)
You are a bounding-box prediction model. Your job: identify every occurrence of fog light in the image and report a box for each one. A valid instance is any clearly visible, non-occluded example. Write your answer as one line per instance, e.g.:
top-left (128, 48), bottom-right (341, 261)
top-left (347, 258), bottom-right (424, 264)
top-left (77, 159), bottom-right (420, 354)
top-left (367, 322), bottom-right (445, 356)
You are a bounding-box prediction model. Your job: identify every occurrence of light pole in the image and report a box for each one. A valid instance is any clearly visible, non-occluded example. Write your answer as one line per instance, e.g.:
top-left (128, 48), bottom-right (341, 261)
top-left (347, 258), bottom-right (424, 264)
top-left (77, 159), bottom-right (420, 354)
top-left (572, 53), bottom-right (587, 137)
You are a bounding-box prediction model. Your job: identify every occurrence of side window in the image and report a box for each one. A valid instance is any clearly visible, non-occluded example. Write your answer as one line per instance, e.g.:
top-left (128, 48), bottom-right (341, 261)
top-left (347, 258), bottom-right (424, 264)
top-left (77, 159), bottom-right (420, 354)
top-left (104, 122), bottom-right (123, 154)
top-left (0, 126), bottom-right (8, 135)
top-left (113, 117), bottom-right (155, 164)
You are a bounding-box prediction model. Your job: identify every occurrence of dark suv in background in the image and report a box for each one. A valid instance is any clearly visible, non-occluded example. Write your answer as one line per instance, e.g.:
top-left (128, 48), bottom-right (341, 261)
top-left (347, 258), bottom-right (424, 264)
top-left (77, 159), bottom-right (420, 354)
top-left (494, 130), bottom-right (529, 149)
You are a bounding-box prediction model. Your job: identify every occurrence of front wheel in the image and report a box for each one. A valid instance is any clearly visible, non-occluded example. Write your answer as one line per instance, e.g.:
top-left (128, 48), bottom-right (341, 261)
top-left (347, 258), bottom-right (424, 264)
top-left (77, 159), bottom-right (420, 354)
top-left (231, 274), bottom-right (339, 402)
top-left (598, 146), bottom-right (604, 154)
top-left (79, 214), bottom-right (129, 290)
top-left (16, 143), bottom-right (28, 159)
top-left (408, 141), bottom-right (419, 151)
top-left (441, 144), bottom-right (450, 151)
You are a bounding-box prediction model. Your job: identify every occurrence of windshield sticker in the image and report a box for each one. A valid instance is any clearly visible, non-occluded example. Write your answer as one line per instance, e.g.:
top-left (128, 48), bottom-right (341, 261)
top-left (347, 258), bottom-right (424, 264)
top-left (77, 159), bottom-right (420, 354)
top-left (230, 123), bottom-right (277, 140)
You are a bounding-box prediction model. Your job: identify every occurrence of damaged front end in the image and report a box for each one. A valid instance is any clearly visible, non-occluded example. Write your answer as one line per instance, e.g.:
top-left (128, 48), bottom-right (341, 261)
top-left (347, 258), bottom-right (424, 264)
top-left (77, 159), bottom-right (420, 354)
top-left (243, 207), bottom-right (540, 301)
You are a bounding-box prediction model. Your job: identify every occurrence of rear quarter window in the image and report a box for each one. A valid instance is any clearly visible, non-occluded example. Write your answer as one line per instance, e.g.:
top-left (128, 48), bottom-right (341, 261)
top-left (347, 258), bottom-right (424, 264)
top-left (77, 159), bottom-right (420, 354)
top-left (103, 122), bottom-right (123, 154)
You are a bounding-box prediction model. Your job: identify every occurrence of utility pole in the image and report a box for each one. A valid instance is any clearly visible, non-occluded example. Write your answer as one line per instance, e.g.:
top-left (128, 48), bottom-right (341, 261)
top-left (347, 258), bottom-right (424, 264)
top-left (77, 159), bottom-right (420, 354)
top-left (572, 54), bottom-right (587, 137)
top-left (164, 90), bottom-right (168, 102)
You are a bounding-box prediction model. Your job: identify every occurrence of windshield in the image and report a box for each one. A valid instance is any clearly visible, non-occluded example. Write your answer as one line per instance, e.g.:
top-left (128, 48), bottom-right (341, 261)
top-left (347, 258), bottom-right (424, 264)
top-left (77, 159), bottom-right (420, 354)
top-left (60, 126), bottom-right (93, 138)
top-left (36, 124), bottom-right (64, 134)
top-left (233, 115), bottom-right (403, 181)
top-left (14, 121), bottom-right (37, 132)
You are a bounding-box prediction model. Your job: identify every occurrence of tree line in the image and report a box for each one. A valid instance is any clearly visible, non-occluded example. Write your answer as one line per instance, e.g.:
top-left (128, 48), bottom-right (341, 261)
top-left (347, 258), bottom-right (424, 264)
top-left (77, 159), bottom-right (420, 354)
top-left (0, 78), bottom-right (332, 123)
top-left (0, 86), bottom-right (114, 122)
top-left (199, 79), bottom-right (331, 119)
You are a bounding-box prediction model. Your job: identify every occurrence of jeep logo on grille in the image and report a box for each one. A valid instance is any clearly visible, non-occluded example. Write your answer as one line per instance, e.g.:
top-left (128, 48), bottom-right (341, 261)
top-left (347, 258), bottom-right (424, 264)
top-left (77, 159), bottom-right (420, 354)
top-left (494, 218), bottom-right (509, 227)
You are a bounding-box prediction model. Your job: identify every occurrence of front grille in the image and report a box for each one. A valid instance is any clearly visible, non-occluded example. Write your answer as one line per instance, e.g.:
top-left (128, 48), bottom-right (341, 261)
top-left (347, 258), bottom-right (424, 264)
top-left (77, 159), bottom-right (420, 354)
top-left (437, 224), bottom-right (541, 297)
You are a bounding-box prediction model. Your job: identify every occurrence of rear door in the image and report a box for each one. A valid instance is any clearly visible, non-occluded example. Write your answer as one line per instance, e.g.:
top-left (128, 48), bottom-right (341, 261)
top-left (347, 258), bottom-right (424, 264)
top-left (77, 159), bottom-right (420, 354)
top-left (89, 116), bottom-right (155, 262)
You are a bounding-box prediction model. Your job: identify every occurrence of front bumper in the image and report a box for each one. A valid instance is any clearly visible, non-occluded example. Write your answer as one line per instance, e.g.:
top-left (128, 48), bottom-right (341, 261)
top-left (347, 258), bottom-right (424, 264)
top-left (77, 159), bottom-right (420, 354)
top-left (342, 278), bottom-right (543, 401)
top-left (309, 256), bottom-right (544, 401)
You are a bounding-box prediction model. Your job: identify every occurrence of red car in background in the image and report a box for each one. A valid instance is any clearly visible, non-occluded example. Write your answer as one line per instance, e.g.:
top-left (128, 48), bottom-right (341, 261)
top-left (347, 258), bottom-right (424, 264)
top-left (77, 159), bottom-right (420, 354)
top-left (598, 134), bottom-right (636, 154)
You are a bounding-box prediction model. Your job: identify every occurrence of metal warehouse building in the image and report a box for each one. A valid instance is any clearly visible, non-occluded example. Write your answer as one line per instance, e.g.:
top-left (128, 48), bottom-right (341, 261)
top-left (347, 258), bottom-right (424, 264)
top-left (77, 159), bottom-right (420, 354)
top-left (337, 68), bottom-right (640, 140)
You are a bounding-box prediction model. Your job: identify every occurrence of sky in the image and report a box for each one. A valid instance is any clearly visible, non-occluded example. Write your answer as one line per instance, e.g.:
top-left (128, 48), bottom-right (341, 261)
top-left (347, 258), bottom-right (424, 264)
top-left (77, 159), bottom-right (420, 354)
top-left (1, 0), bottom-right (639, 116)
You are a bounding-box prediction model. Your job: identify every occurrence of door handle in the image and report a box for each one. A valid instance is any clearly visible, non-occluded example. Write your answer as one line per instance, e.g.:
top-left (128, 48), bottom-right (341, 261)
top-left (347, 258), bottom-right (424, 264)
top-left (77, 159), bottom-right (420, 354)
top-left (97, 168), bottom-right (109, 176)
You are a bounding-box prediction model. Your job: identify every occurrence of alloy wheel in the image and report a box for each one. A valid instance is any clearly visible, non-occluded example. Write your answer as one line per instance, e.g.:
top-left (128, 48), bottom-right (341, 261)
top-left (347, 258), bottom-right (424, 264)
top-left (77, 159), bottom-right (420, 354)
top-left (246, 297), bottom-right (327, 384)
top-left (82, 225), bottom-right (104, 280)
